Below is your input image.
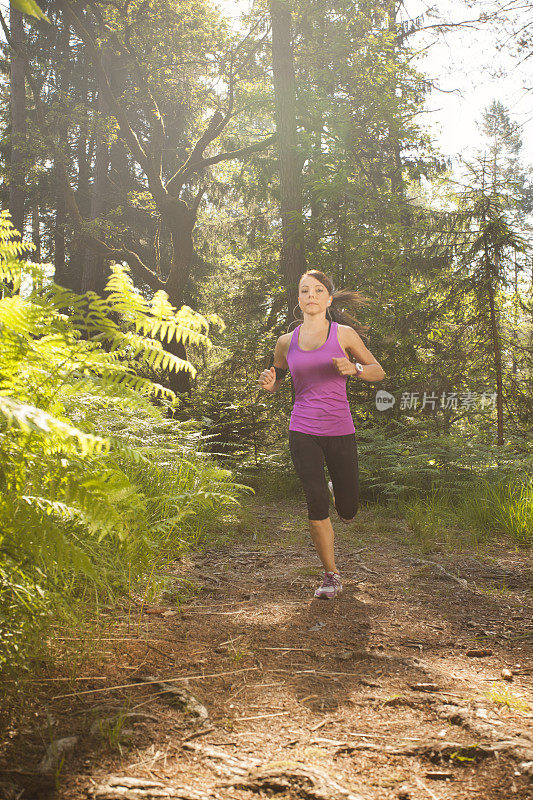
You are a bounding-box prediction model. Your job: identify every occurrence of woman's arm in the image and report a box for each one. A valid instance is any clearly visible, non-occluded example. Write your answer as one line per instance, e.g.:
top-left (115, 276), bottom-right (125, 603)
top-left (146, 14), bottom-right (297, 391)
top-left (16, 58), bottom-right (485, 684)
top-left (334, 326), bottom-right (386, 382)
top-left (258, 334), bottom-right (290, 393)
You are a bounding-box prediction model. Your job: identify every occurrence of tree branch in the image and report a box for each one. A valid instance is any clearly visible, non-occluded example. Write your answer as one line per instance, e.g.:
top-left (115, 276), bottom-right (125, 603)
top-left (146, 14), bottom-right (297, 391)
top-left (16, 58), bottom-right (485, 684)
top-left (57, 0), bottom-right (167, 205)
top-left (165, 111), bottom-right (225, 195)
top-left (85, 235), bottom-right (163, 291)
top-left (88, 0), bottom-right (166, 173)
top-left (184, 133), bottom-right (277, 173)
top-left (190, 185), bottom-right (206, 216)
top-left (167, 28), bottom-right (273, 194)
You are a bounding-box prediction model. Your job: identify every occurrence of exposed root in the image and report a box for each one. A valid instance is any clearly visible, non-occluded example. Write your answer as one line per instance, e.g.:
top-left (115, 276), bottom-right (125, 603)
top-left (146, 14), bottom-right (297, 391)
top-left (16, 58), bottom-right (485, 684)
top-left (91, 776), bottom-right (214, 799)
top-left (227, 764), bottom-right (366, 800)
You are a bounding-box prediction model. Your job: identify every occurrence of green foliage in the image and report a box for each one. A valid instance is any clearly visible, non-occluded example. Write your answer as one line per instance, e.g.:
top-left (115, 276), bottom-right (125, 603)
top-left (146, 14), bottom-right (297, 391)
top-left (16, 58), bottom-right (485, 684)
top-left (399, 491), bottom-right (458, 552)
top-left (0, 213), bottom-right (244, 672)
top-left (399, 477), bottom-right (532, 551)
top-left (458, 479), bottom-right (533, 545)
top-left (11, 0), bottom-right (48, 22)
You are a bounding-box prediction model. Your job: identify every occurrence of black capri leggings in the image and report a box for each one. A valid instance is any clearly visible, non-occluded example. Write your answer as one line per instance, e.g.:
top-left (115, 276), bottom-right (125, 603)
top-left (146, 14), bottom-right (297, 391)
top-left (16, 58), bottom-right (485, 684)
top-left (289, 431), bottom-right (359, 521)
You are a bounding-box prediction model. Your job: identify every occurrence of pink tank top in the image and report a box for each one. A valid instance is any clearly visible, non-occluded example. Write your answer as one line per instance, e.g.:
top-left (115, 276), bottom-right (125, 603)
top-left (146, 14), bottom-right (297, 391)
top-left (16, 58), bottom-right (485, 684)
top-left (286, 321), bottom-right (355, 436)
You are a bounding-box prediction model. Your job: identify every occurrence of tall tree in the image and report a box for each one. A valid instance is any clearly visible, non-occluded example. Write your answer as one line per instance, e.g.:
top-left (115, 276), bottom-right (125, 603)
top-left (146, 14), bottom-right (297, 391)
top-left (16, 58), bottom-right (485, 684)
top-left (82, 48), bottom-right (112, 295)
top-left (269, 0), bottom-right (306, 318)
top-left (9, 4), bottom-right (26, 237)
top-left (479, 101), bottom-right (532, 429)
top-left (53, 17), bottom-right (71, 287)
top-left (453, 158), bottom-right (525, 446)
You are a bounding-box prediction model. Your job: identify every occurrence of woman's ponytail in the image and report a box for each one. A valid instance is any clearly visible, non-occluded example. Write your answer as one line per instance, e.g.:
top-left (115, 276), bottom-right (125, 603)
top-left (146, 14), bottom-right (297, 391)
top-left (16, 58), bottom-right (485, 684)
top-left (328, 288), bottom-right (370, 338)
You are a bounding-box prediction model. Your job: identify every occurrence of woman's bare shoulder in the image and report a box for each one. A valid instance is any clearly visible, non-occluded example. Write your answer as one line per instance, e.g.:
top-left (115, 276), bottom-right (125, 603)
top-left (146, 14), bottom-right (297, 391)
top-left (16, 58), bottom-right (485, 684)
top-left (277, 331), bottom-right (293, 345)
top-left (338, 324), bottom-right (361, 342)
top-left (276, 331), bottom-right (293, 354)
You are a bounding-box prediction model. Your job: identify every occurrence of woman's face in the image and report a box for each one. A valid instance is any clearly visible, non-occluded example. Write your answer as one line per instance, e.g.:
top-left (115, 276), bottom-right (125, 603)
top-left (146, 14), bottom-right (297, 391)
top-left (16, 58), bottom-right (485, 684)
top-left (298, 275), bottom-right (332, 316)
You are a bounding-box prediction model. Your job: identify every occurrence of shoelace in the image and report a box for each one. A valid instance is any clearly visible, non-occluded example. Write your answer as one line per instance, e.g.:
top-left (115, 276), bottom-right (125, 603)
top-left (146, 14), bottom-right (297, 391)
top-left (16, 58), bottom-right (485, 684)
top-left (323, 572), bottom-right (339, 587)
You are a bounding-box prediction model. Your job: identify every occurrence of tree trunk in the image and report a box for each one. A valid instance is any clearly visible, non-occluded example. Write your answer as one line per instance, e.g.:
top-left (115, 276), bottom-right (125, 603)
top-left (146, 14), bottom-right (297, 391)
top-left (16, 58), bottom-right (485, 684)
top-left (386, 1), bottom-right (411, 232)
top-left (512, 253), bottom-right (518, 376)
top-left (308, 15), bottom-right (324, 250)
top-left (69, 79), bottom-right (93, 291)
top-left (270, 0), bottom-right (306, 320)
top-left (53, 19), bottom-right (74, 289)
top-left (336, 196), bottom-right (347, 287)
top-left (82, 48), bottom-right (113, 295)
top-left (76, 74), bottom-right (91, 219)
top-left (161, 205), bottom-right (196, 394)
top-left (486, 247), bottom-right (504, 446)
top-left (107, 53), bottom-right (129, 211)
top-left (54, 183), bottom-right (67, 284)
top-left (9, 5), bottom-right (26, 237)
top-left (31, 202), bottom-right (41, 262)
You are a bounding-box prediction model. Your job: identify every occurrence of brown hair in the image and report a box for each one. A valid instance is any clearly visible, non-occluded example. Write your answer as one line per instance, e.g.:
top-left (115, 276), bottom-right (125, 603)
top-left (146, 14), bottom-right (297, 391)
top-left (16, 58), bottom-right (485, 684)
top-left (297, 270), bottom-right (370, 337)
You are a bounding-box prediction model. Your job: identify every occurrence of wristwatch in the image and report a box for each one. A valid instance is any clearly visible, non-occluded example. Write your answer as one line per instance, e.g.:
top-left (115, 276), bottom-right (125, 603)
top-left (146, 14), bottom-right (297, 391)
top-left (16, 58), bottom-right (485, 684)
top-left (354, 362), bottom-right (364, 374)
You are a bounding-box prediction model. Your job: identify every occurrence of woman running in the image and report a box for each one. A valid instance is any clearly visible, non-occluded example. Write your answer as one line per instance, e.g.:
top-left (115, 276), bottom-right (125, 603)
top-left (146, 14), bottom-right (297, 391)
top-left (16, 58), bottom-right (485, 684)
top-left (258, 270), bottom-right (385, 599)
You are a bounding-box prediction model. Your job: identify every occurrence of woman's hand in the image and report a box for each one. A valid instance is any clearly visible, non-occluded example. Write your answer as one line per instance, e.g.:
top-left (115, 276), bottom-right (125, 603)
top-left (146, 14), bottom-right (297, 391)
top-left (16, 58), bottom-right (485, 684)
top-left (332, 357), bottom-right (357, 377)
top-left (258, 366), bottom-right (277, 392)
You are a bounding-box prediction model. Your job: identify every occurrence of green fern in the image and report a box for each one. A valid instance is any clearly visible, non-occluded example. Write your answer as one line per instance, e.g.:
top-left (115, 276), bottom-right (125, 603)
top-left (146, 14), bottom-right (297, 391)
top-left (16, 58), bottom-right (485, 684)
top-left (0, 212), bottom-right (245, 672)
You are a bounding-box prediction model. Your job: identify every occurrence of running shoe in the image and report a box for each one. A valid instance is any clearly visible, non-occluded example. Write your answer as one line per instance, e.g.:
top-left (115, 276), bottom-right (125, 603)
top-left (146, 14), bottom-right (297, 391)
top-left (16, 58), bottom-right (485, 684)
top-left (314, 571), bottom-right (343, 599)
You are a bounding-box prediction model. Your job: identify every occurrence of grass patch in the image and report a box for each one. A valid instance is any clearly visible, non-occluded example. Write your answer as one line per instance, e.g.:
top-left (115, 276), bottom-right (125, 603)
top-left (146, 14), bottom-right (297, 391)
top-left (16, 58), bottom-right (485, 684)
top-left (459, 481), bottom-right (533, 545)
top-left (294, 566), bottom-right (322, 577)
top-left (397, 479), bottom-right (533, 552)
top-left (485, 682), bottom-right (530, 713)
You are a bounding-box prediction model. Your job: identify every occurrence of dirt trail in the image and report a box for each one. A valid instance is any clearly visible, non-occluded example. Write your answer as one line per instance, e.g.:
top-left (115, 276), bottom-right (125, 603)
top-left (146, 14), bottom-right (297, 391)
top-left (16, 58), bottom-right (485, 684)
top-left (1, 499), bottom-right (533, 800)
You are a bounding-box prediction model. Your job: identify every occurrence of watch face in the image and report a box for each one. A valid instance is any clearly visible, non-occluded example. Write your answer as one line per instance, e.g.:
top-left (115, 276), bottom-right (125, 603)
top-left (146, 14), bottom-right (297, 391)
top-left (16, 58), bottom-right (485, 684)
top-left (355, 362), bottom-right (364, 372)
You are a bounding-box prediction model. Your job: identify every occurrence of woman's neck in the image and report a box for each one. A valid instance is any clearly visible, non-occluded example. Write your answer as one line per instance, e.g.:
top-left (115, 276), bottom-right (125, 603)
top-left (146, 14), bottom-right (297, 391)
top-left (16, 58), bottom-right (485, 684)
top-left (301, 313), bottom-right (329, 332)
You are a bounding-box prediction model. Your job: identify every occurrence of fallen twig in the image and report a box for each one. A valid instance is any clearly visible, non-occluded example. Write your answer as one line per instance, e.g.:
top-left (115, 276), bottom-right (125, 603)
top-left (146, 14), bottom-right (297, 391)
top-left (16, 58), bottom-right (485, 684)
top-left (146, 643), bottom-right (177, 661)
top-left (310, 719), bottom-right (328, 731)
top-left (51, 667), bottom-right (259, 700)
top-left (357, 564), bottom-right (378, 575)
top-left (414, 775), bottom-right (440, 800)
top-left (234, 711), bottom-right (289, 721)
top-left (258, 646), bottom-right (313, 652)
top-left (404, 557), bottom-right (471, 590)
top-left (182, 727), bottom-right (215, 743)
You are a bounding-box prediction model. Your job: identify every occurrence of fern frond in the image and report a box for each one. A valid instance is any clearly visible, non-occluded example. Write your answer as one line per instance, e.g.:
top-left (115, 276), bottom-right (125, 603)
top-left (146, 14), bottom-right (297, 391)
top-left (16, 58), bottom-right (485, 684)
top-left (0, 296), bottom-right (40, 338)
top-left (104, 263), bottom-right (150, 318)
top-left (21, 495), bottom-right (84, 523)
top-left (0, 397), bottom-right (109, 456)
top-left (108, 331), bottom-right (196, 375)
top-left (98, 370), bottom-right (178, 399)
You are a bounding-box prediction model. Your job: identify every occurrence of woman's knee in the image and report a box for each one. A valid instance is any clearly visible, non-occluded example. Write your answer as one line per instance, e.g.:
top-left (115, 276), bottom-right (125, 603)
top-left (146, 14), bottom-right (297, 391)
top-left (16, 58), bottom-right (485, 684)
top-left (337, 500), bottom-right (358, 523)
top-left (306, 493), bottom-right (330, 521)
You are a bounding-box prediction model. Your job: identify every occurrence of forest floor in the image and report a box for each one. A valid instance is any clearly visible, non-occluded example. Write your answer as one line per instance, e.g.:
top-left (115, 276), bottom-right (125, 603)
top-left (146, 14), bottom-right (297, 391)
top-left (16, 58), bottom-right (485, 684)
top-left (1, 497), bottom-right (533, 800)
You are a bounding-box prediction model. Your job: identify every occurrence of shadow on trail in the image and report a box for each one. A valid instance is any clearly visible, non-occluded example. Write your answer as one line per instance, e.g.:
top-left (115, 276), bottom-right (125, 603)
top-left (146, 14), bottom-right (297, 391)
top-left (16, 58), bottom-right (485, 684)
top-left (183, 542), bottom-right (437, 719)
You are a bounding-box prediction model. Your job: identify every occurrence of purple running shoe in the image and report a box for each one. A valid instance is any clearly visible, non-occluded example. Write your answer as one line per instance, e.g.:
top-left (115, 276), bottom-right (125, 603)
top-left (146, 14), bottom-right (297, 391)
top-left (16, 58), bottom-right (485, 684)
top-left (314, 571), bottom-right (343, 599)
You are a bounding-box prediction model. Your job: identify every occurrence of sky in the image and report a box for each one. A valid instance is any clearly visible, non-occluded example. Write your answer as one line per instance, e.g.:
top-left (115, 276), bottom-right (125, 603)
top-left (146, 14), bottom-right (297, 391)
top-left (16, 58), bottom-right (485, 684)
top-left (401, 0), bottom-right (533, 164)
top-left (216, 0), bottom-right (533, 166)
